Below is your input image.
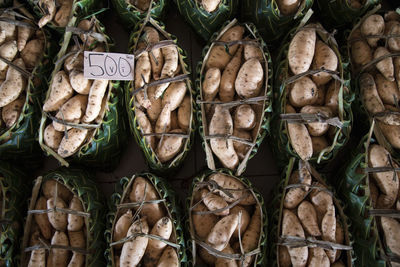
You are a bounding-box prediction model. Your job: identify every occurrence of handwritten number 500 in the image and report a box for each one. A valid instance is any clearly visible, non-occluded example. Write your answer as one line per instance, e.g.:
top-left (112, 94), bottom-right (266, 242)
top-left (88, 54), bottom-right (132, 77)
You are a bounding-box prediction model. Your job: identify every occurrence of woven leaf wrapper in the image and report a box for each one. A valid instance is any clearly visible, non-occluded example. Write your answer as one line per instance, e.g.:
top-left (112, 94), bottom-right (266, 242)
top-left (27, 0), bottom-right (103, 33)
top-left (348, 6), bottom-right (400, 160)
top-left (196, 19), bottom-right (273, 176)
top-left (241, 0), bottom-right (313, 45)
top-left (175, 0), bottom-right (239, 41)
top-left (21, 167), bottom-right (106, 266)
top-left (126, 18), bottom-right (195, 174)
top-left (315, 0), bottom-right (380, 29)
top-left (38, 15), bottom-right (127, 170)
top-left (338, 121), bottom-right (400, 266)
top-left (0, 6), bottom-right (55, 168)
top-left (187, 169), bottom-right (268, 266)
top-left (111, 0), bottom-right (168, 29)
top-left (0, 161), bottom-right (28, 266)
top-left (269, 157), bottom-right (354, 266)
top-left (105, 173), bottom-right (187, 266)
top-left (271, 20), bottom-right (353, 169)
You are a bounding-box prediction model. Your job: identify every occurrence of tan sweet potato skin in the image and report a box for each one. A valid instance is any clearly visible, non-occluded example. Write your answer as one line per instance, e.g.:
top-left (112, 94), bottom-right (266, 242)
top-left (288, 26), bottom-right (316, 75)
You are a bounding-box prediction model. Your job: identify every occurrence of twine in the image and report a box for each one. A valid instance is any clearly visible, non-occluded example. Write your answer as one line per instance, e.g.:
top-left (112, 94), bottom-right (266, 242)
top-left (278, 236), bottom-right (352, 250)
top-left (204, 134), bottom-right (254, 146)
top-left (0, 55), bottom-right (32, 78)
top-left (369, 209), bottom-right (400, 219)
top-left (197, 96), bottom-right (269, 108)
top-left (280, 113), bottom-right (343, 128)
top-left (283, 68), bottom-right (344, 86)
top-left (131, 74), bottom-right (189, 97)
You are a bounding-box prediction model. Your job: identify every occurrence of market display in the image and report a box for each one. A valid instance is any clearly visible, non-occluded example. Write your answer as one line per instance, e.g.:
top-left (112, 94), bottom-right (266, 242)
top-left (272, 21), bottom-right (352, 167)
top-left (106, 173), bottom-right (186, 266)
top-left (338, 122), bottom-right (400, 266)
top-left (197, 19), bottom-right (272, 175)
top-left (126, 18), bottom-right (195, 173)
top-left (39, 16), bottom-right (127, 169)
top-left (175, 0), bottom-right (239, 40)
top-left (21, 168), bottom-right (105, 266)
top-left (270, 158), bottom-right (353, 266)
top-left (188, 170), bottom-right (267, 266)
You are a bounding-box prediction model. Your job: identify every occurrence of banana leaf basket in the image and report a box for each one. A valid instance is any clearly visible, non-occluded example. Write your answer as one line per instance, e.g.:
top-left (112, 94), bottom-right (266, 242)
top-left (315, 0), bottom-right (380, 29)
top-left (38, 15), bottom-right (127, 171)
top-left (241, 0), bottom-right (313, 46)
top-left (175, 0), bottom-right (239, 41)
top-left (0, 161), bottom-right (28, 266)
top-left (105, 173), bottom-right (187, 266)
top-left (347, 6), bottom-right (400, 160)
top-left (271, 20), bottom-right (353, 169)
top-left (126, 17), bottom-right (195, 174)
top-left (196, 19), bottom-right (273, 176)
top-left (269, 157), bottom-right (354, 266)
top-left (338, 120), bottom-right (400, 266)
top-left (112, 0), bottom-right (168, 29)
top-left (0, 6), bottom-right (55, 169)
top-left (27, 0), bottom-right (103, 32)
top-left (20, 167), bottom-right (106, 267)
top-left (187, 169), bottom-right (268, 266)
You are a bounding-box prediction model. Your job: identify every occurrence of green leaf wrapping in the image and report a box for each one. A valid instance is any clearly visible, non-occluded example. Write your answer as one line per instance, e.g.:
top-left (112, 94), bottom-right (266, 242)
top-left (125, 18), bottom-right (195, 174)
top-left (27, 0), bottom-right (103, 33)
top-left (21, 167), bottom-right (106, 266)
top-left (111, 0), bottom-right (168, 29)
top-left (271, 22), bottom-right (353, 169)
top-left (315, 0), bottom-right (380, 29)
top-left (337, 123), bottom-right (396, 267)
top-left (196, 19), bottom-right (273, 176)
top-left (105, 173), bottom-right (187, 266)
top-left (0, 161), bottom-right (28, 266)
top-left (186, 169), bottom-right (268, 266)
top-left (175, 0), bottom-right (239, 41)
top-left (241, 0), bottom-right (313, 45)
top-left (269, 157), bottom-right (355, 266)
top-left (0, 8), bottom-right (56, 169)
top-left (38, 16), bottom-right (128, 170)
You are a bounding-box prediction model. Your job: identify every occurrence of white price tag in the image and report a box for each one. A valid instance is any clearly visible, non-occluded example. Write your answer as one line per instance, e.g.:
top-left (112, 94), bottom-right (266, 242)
top-left (84, 51), bottom-right (134, 80)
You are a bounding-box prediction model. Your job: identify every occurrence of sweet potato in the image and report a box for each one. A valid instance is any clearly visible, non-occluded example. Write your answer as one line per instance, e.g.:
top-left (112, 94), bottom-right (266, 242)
top-left (42, 180), bottom-right (72, 201)
top-left (57, 128), bottom-right (89, 158)
top-left (230, 205), bottom-right (250, 238)
top-left (300, 105), bottom-right (333, 136)
top-left (47, 231), bottom-right (70, 267)
top-left (156, 45), bottom-right (178, 96)
top-left (203, 67), bottom-right (221, 101)
top-left (54, 0), bottom-right (73, 27)
top-left (38, 0), bottom-right (56, 28)
top-left (136, 108), bottom-right (156, 150)
top-left (129, 177), bottom-right (165, 226)
top-left (192, 202), bottom-right (219, 239)
top-left (369, 179), bottom-right (379, 208)
top-left (394, 57), bottom-right (400, 91)
top-left (156, 128), bottom-right (185, 162)
top-left (289, 77), bottom-right (318, 108)
top-left (82, 79), bottom-right (108, 123)
top-left (67, 195), bottom-right (84, 232)
top-left (162, 81), bottom-right (187, 110)
top-left (360, 14), bottom-right (384, 47)
top-left (351, 39), bottom-right (373, 67)
top-left (68, 230), bottom-right (85, 267)
top-left (34, 196), bottom-right (52, 239)
top-left (244, 43), bottom-right (263, 62)
top-left (284, 166), bottom-right (312, 209)
top-left (240, 206), bottom-right (262, 267)
top-left (135, 50), bottom-right (151, 108)
top-left (235, 58), bottom-right (263, 99)
top-left (43, 71), bottom-right (74, 112)
top-left (286, 104), bottom-right (313, 161)
top-left (206, 25), bottom-right (244, 70)
top-left (375, 73), bottom-right (399, 106)
top-left (53, 94), bottom-right (88, 132)
top-left (297, 200), bottom-right (321, 236)
top-left (0, 58), bottom-right (26, 107)
top-left (219, 45), bottom-right (243, 102)
top-left (282, 209), bottom-right (308, 267)
top-left (315, 86), bottom-right (326, 106)
top-left (321, 205), bottom-right (336, 262)
top-left (308, 248), bottom-right (330, 267)
top-left (368, 144), bottom-right (399, 208)
top-left (114, 210), bottom-right (133, 249)
top-left (360, 73), bottom-right (385, 115)
top-left (207, 213), bottom-right (239, 251)
top-left (64, 50), bottom-right (83, 73)
top-left (177, 95), bottom-right (191, 130)
top-left (155, 105), bottom-right (171, 135)
top-left (277, 0), bottom-right (300, 15)
top-left (0, 40), bottom-right (17, 80)
top-left (47, 197), bottom-right (68, 231)
top-left (310, 190), bottom-right (333, 217)
top-left (1, 95), bottom-right (24, 127)
top-left (234, 104), bottom-right (256, 130)
top-left (120, 218), bottom-right (149, 267)
top-left (208, 172), bottom-right (256, 205)
top-left (381, 217), bottom-right (400, 266)
top-left (215, 244), bottom-right (238, 267)
top-left (312, 40), bottom-right (338, 86)
top-left (199, 247), bottom-right (216, 265)
top-left (0, 13), bottom-right (15, 42)
top-left (28, 247), bottom-right (46, 267)
top-left (202, 0), bottom-right (221, 12)
top-left (232, 128), bottom-right (252, 160)
top-left (388, 21), bottom-right (400, 52)
top-left (377, 122), bottom-right (400, 149)
top-left (288, 26), bottom-right (316, 75)
top-left (278, 246), bottom-right (291, 267)
top-left (143, 217), bottom-right (172, 266)
top-left (69, 70), bottom-right (92, 95)
top-left (21, 39), bottom-right (44, 68)
top-left (325, 80), bottom-right (341, 115)
top-left (17, 21), bottom-right (34, 52)
top-left (143, 27), bottom-right (163, 80)
top-left (200, 188), bottom-right (229, 216)
top-left (374, 47), bottom-right (395, 81)
top-left (312, 136), bottom-right (329, 154)
top-left (142, 85), bottom-right (161, 122)
top-left (157, 246), bottom-right (179, 267)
